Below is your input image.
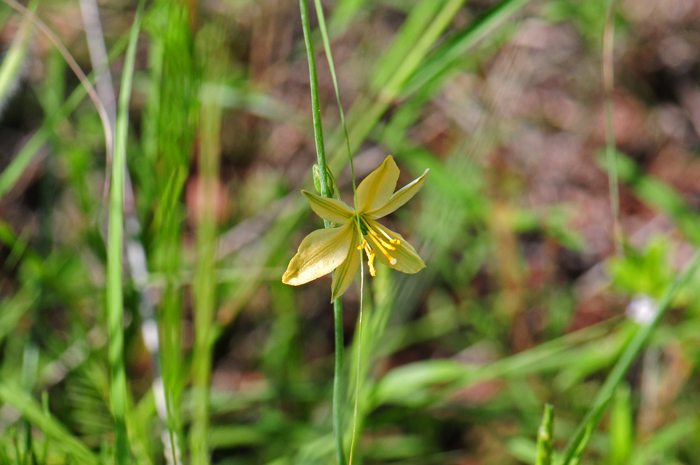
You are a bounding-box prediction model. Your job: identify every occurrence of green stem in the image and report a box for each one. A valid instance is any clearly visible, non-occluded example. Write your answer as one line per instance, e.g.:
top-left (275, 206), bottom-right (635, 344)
top-left (312, 0), bottom-right (358, 208)
top-left (107, 1), bottom-right (145, 463)
top-left (300, 0), bottom-right (331, 203)
top-left (299, 1), bottom-right (346, 463)
top-left (312, 4), bottom-right (365, 461)
top-left (347, 263), bottom-right (364, 465)
top-left (603, 0), bottom-right (622, 256)
top-left (332, 298), bottom-right (345, 465)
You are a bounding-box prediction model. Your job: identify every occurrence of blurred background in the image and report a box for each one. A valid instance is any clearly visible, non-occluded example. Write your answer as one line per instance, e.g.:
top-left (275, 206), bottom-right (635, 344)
top-left (1, 0), bottom-right (700, 463)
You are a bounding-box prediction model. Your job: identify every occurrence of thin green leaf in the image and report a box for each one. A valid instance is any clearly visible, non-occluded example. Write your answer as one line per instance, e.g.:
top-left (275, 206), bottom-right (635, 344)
top-left (107, 1), bottom-right (146, 463)
top-left (403, 0), bottom-right (533, 96)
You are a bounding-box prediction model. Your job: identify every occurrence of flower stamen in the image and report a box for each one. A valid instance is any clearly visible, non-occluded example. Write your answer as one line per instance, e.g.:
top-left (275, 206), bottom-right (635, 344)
top-left (375, 225), bottom-right (401, 246)
top-left (366, 247), bottom-right (376, 276)
top-left (361, 216), bottom-right (401, 248)
top-left (360, 217), bottom-right (398, 265)
top-left (367, 231), bottom-right (397, 265)
top-left (368, 228), bottom-right (395, 250)
top-left (357, 239), bottom-right (376, 276)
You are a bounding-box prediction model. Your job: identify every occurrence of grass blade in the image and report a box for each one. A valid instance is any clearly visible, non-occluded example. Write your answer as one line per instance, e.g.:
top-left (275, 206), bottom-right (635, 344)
top-left (106, 1), bottom-right (146, 463)
top-left (403, 0), bottom-right (532, 96)
top-left (0, 0), bottom-right (35, 114)
top-left (609, 384), bottom-right (633, 465)
top-left (370, 0), bottom-right (448, 92)
top-left (380, 0), bottom-right (466, 102)
top-left (603, 0), bottom-right (622, 256)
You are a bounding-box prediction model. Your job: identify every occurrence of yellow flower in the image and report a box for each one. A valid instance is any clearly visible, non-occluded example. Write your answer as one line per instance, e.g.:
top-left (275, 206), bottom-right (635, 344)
top-left (282, 156), bottom-right (429, 301)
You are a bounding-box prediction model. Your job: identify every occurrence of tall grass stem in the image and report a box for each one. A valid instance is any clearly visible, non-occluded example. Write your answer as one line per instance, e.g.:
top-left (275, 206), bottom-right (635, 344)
top-left (299, 1), bottom-right (346, 463)
top-left (347, 263), bottom-right (364, 465)
top-left (106, 1), bottom-right (146, 463)
top-left (603, 0), bottom-right (622, 256)
top-left (312, 2), bottom-right (367, 462)
top-left (312, 0), bottom-right (358, 208)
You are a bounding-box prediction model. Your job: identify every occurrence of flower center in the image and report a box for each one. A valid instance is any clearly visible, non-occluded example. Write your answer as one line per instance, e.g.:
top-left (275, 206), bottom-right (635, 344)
top-left (359, 216), bottom-right (401, 268)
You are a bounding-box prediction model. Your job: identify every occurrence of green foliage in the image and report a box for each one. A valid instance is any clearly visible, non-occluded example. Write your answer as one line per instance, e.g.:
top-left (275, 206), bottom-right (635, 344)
top-left (609, 238), bottom-right (675, 298)
top-left (0, 0), bottom-right (699, 464)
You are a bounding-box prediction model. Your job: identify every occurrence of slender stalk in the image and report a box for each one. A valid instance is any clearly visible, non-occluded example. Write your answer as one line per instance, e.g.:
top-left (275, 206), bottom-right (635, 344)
top-left (347, 263), bottom-right (364, 465)
top-left (558, 250), bottom-right (700, 464)
top-left (300, 0), bottom-right (331, 203)
top-left (299, 1), bottom-right (345, 463)
top-left (332, 298), bottom-right (345, 465)
top-left (603, 0), bottom-right (622, 256)
top-left (312, 0), bottom-right (358, 208)
top-left (106, 1), bottom-right (146, 463)
top-left (312, 3), bottom-right (365, 462)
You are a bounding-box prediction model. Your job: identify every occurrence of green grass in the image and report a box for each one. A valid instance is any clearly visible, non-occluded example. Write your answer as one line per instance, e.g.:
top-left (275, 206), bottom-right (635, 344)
top-left (106, 1), bottom-right (145, 463)
top-left (1, 0), bottom-right (700, 464)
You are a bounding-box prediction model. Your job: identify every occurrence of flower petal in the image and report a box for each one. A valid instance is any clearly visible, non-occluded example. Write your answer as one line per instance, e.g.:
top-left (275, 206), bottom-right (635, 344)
top-left (356, 156), bottom-right (400, 213)
top-left (331, 225), bottom-right (361, 302)
top-left (366, 169), bottom-right (429, 219)
top-left (302, 190), bottom-right (354, 223)
top-left (366, 220), bottom-right (425, 274)
top-left (282, 221), bottom-right (354, 286)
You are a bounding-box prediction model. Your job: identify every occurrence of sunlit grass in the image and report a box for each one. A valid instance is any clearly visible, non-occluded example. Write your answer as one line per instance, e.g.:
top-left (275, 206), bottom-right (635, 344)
top-left (0, 0), bottom-right (699, 464)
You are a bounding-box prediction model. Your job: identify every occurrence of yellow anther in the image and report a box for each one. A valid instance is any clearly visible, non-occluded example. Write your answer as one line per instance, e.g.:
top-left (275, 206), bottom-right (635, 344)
top-left (374, 224), bottom-right (400, 244)
top-left (357, 239), bottom-right (377, 276)
top-left (367, 249), bottom-right (376, 277)
top-left (362, 241), bottom-right (372, 257)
